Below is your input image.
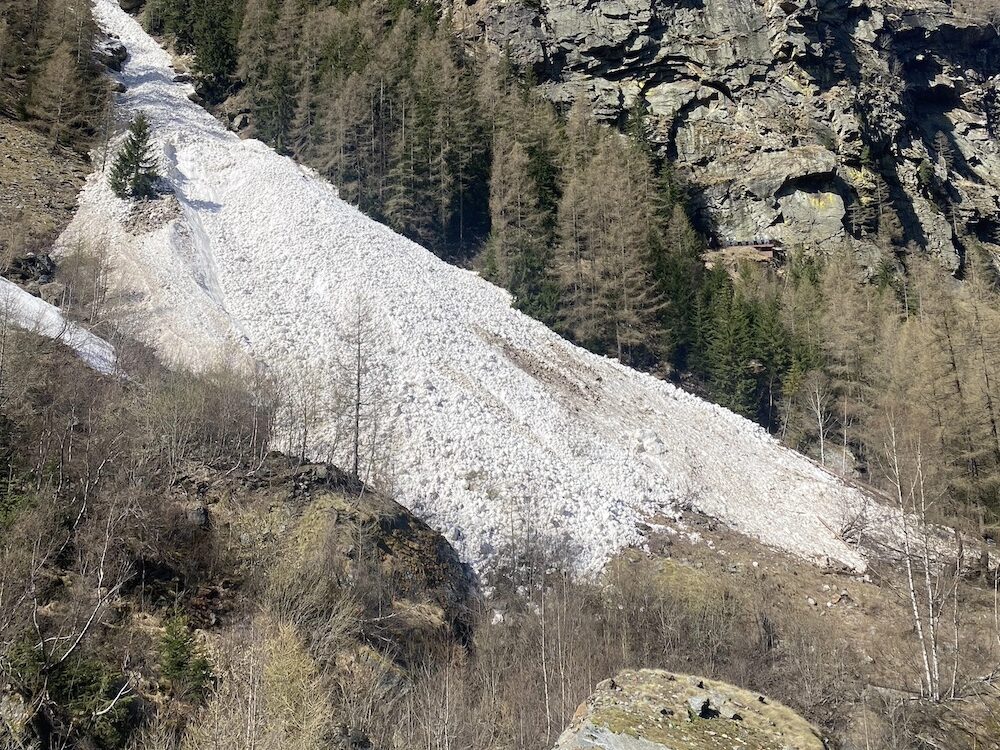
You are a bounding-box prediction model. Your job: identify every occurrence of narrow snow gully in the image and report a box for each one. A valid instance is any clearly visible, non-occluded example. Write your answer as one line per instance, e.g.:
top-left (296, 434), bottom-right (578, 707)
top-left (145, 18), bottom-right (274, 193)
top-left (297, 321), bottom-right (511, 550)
top-left (61, 0), bottom-right (887, 574)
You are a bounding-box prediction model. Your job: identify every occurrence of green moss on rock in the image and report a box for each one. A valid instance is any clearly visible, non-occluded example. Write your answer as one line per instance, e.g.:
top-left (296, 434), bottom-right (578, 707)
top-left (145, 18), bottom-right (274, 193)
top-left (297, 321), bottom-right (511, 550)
top-left (556, 669), bottom-right (825, 750)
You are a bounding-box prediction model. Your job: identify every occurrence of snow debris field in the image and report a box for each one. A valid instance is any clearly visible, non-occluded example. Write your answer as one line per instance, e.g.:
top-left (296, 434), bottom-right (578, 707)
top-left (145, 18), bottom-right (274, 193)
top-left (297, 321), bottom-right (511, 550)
top-left (62, 0), bottom-right (878, 574)
top-left (1, 278), bottom-right (116, 375)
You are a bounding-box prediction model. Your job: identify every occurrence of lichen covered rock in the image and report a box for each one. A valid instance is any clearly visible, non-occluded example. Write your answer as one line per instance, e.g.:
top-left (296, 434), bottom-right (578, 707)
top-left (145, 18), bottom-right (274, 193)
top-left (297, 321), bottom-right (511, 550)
top-left (554, 669), bottom-right (825, 750)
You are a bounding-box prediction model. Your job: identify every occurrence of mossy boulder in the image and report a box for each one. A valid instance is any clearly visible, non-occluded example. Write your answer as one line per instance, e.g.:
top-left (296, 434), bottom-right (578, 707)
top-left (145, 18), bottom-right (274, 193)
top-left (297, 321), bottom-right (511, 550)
top-left (554, 669), bottom-right (825, 750)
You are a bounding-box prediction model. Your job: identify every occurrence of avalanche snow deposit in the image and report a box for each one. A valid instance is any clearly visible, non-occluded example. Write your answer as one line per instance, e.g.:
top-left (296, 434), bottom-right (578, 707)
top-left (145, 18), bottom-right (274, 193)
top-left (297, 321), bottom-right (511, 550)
top-left (2, 277), bottom-right (116, 374)
top-left (61, 0), bottom-right (880, 574)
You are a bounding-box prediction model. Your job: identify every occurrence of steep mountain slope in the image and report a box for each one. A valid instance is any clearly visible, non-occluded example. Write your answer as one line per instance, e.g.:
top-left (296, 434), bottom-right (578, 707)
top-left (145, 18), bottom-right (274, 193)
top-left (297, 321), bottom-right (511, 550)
top-left (457, 0), bottom-right (1000, 272)
top-left (60, 0), bottom-right (889, 574)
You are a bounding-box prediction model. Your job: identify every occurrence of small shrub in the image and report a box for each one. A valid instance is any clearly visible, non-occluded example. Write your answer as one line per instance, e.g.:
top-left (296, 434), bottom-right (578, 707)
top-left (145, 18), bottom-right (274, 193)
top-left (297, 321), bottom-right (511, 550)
top-left (159, 615), bottom-right (212, 699)
top-left (917, 159), bottom-right (935, 189)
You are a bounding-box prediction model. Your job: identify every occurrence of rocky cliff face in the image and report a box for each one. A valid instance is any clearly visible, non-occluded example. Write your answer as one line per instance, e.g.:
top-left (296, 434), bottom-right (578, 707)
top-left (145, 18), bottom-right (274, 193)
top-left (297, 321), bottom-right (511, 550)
top-left (455, 0), bottom-right (1000, 272)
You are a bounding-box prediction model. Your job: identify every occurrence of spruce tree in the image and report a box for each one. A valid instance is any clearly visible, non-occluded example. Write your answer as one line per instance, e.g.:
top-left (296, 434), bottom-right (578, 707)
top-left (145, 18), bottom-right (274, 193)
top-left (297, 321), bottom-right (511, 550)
top-left (259, 61), bottom-right (296, 153)
top-left (656, 203), bottom-right (703, 367)
top-left (707, 289), bottom-right (756, 417)
top-left (751, 290), bottom-right (790, 428)
top-left (109, 113), bottom-right (159, 200)
top-left (193, 0), bottom-right (236, 79)
top-left (159, 615), bottom-right (211, 698)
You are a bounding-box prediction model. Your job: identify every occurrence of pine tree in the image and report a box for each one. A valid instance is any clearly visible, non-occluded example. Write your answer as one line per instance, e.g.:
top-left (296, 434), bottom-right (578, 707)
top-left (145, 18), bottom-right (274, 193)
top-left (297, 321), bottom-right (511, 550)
top-left (109, 113), bottom-right (159, 199)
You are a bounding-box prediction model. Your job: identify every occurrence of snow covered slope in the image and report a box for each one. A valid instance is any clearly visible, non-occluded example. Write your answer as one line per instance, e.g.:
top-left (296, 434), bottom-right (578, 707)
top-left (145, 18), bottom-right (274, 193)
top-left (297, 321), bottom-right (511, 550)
top-left (62, 0), bottom-right (880, 573)
top-left (1, 278), bottom-right (116, 374)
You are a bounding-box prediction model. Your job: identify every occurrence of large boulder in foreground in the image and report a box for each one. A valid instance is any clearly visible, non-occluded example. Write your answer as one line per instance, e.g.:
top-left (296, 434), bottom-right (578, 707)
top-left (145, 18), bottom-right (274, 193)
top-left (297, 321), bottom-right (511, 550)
top-left (555, 669), bottom-right (824, 750)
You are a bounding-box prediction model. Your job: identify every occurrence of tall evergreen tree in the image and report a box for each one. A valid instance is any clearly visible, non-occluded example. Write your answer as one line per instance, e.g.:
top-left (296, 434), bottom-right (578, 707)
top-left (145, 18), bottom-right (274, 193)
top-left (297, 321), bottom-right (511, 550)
top-left (193, 0), bottom-right (237, 79)
top-left (258, 61), bottom-right (296, 152)
top-left (707, 290), bottom-right (756, 416)
top-left (656, 203), bottom-right (703, 367)
top-left (752, 290), bottom-right (790, 428)
top-left (109, 113), bottom-right (159, 200)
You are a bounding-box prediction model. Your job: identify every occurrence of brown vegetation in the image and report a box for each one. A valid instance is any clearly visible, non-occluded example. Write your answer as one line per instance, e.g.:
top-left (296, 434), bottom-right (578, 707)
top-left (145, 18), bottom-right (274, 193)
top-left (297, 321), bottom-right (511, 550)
top-left (0, 0), bottom-right (109, 282)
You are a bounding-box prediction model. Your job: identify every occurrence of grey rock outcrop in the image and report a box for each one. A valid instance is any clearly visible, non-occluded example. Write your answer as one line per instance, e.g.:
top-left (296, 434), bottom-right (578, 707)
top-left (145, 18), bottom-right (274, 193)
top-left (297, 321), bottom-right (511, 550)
top-left (454, 0), bottom-right (1000, 272)
top-left (94, 36), bottom-right (128, 72)
top-left (554, 669), bottom-right (825, 750)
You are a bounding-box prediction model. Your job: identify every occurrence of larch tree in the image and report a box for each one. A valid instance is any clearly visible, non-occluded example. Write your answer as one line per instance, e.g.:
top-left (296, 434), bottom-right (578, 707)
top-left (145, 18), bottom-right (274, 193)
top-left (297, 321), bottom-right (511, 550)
top-left (486, 135), bottom-right (549, 312)
top-left (552, 134), bottom-right (665, 365)
top-left (591, 138), bottom-right (665, 365)
top-left (553, 164), bottom-right (600, 346)
top-left (384, 94), bottom-right (421, 235)
top-left (28, 41), bottom-right (80, 146)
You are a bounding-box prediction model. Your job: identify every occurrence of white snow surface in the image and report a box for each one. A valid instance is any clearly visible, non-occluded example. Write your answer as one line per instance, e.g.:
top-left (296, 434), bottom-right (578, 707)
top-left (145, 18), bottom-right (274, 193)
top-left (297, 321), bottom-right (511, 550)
top-left (62, 0), bottom-right (878, 574)
top-left (1, 278), bottom-right (116, 374)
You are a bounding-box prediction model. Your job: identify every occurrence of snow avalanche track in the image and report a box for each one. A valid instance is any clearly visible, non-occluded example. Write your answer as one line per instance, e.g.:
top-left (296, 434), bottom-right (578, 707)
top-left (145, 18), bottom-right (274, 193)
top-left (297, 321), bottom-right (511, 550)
top-left (63, 0), bottom-right (882, 574)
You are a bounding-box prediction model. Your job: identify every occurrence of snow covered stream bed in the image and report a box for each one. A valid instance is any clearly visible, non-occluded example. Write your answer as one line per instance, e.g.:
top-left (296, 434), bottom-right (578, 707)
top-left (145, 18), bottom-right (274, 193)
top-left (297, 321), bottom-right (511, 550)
top-left (61, 0), bottom-right (884, 574)
top-left (1, 277), bottom-right (116, 374)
